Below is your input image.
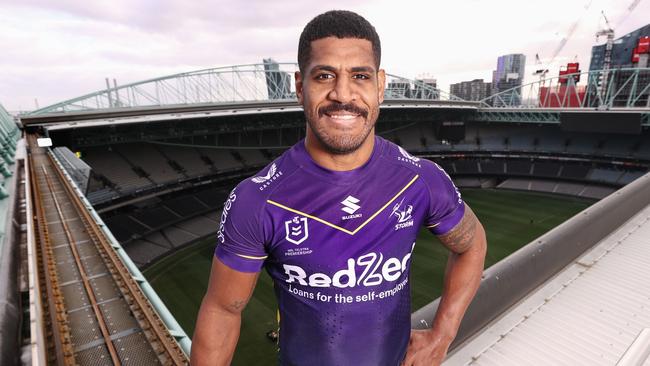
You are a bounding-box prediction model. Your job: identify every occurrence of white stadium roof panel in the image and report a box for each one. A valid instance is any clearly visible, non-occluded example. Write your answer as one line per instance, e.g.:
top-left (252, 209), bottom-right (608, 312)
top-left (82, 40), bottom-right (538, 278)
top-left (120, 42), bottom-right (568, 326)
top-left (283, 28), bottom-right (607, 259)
top-left (447, 203), bottom-right (650, 365)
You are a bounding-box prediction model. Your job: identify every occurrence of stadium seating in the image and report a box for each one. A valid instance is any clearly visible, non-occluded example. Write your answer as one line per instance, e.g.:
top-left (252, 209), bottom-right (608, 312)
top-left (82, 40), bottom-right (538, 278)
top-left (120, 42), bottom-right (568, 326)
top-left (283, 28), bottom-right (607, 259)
top-left (531, 162), bottom-right (561, 178)
top-left (157, 144), bottom-right (209, 177)
top-left (83, 146), bottom-right (152, 192)
top-left (83, 120), bottom-right (650, 268)
top-left (117, 144), bottom-right (179, 184)
top-left (558, 164), bottom-right (590, 180)
top-left (122, 209), bottom-right (222, 267)
top-left (588, 169), bottom-right (624, 184)
top-left (82, 143), bottom-right (270, 203)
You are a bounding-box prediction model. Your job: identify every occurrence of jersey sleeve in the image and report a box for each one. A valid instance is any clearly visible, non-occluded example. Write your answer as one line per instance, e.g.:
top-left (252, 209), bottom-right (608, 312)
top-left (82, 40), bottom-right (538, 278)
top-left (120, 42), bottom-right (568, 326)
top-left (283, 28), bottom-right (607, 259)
top-left (214, 185), bottom-right (269, 272)
top-left (422, 161), bottom-right (465, 235)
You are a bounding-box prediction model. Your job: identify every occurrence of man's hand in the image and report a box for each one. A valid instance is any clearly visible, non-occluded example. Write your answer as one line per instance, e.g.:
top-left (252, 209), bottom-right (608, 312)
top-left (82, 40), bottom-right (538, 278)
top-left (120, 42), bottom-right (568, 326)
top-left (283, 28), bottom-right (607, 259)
top-left (401, 329), bottom-right (453, 366)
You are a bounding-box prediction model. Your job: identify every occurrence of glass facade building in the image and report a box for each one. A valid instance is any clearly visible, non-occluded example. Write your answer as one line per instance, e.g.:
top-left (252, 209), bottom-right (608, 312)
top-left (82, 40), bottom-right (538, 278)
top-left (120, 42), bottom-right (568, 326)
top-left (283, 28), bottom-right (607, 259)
top-left (491, 54), bottom-right (526, 106)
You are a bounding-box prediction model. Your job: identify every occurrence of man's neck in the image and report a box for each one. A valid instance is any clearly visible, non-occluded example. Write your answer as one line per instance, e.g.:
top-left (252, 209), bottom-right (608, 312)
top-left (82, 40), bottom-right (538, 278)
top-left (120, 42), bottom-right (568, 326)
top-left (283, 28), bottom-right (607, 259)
top-left (304, 133), bottom-right (375, 172)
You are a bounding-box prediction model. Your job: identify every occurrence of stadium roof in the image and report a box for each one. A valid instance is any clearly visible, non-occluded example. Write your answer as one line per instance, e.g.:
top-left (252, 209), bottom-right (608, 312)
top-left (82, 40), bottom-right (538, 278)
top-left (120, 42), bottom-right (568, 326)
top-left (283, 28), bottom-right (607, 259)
top-left (446, 198), bottom-right (650, 365)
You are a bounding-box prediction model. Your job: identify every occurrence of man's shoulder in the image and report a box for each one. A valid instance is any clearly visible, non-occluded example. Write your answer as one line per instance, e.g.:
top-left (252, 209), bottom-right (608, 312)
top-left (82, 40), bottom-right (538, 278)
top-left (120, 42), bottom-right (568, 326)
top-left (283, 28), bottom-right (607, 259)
top-left (377, 138), bottom-right (456, 192)
top-left (233, 147), bottom-right (298, 200)
top-left (378, 138), bottom-right (443, 175)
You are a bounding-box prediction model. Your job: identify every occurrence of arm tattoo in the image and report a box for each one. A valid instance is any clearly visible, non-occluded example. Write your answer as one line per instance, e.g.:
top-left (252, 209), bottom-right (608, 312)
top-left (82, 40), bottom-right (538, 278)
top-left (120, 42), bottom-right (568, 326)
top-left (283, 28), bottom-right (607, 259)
top-left (226, 300), bottom-right (246, 313)
top-left (438, 205), bottom-right (478, 254)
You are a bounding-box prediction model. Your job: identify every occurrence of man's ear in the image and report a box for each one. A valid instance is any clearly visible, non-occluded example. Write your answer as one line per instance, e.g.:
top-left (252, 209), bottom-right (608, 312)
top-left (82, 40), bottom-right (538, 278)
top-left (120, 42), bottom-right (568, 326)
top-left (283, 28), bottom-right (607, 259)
top-left (295, 71), bottom-right (304, 104)
top-left (377, 69), bottom-right (386, 104)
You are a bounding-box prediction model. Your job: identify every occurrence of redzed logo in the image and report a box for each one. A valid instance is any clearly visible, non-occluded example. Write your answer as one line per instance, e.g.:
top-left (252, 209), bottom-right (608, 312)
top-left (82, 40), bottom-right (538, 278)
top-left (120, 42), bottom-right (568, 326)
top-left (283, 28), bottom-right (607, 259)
top-left (283, 243), bottom-right (415, 288)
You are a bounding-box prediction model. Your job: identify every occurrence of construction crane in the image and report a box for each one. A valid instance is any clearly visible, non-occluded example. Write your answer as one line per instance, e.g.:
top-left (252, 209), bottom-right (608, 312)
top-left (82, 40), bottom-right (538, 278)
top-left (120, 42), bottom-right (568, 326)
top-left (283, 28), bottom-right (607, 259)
top-left (595, 11), bottom-right (615, 97)
top-left (544, 0), bottom-right (594, 68)
top-left (532, 54), bottom-right (549, 85)
top-left (595, 1), bottom-right (643, 98)
top-left (534, 0), bottom-right (592, 85)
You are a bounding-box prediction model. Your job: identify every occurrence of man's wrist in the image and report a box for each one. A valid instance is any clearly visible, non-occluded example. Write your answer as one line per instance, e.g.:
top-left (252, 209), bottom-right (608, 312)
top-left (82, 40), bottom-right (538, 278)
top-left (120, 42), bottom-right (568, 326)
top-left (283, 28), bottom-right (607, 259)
top-left (425, 326), bottom-right (456, 347)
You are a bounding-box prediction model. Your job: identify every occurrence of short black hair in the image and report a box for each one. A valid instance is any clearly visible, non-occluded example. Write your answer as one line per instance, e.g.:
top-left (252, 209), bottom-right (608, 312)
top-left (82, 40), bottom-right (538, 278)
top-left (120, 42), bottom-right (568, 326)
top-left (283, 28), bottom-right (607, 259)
top-left (298, 10), bottom-right (381, 72)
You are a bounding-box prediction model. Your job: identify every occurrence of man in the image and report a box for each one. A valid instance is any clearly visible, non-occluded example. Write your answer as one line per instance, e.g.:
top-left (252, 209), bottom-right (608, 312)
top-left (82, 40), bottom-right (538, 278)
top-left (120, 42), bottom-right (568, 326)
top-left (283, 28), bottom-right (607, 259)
top-left (191, 10), bottom-right (486, 366)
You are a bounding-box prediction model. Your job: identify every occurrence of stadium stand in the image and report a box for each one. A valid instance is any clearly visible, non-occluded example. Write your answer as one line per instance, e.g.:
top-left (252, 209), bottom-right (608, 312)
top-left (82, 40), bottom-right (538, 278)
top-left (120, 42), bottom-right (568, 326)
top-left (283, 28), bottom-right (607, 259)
top-left (531, 162), bottom-right (561, 178)
top-left (454, 160), bottom-right (480, 174)
top-left (123, 209), bottom-right (222, 267)
top-left (478, 161), bottom-right (505, 175)
top-left (72, 120), bottom-right (650, 268)
top-left (558, 163), bottom-right (590, 180)
top-left (618, 171), bottom-right (647, 185)
top-left (117, 144), bottom-right (179, 184)
top-left (554, 182), bottom-right (587, 196)
top-left (198, 148), bottom-right (242, 171)
top-left (164, 195), bottom-right (208, 216)
top-left (588, 168), bottom-right (624, 184)
top-left (505, 160), bottom-right (533, 175)
top-left (83, 146), bottom-right (152, 192)
top-left (130, 206), bottom-right (181, 231)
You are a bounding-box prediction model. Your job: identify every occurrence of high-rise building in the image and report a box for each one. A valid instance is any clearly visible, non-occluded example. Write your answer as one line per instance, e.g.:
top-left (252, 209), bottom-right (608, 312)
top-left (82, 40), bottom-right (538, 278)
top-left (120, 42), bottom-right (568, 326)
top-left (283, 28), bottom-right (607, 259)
top-left (263, 58), bottom-right (292, 100)
top-left (588, 24), bottom-right (650, 107)
top-left (449, 79), bottom-right (491, 101)
top-left (589, 24), bottom-right (650, 71)
top-left (491, 54), bottom-right (526, 106)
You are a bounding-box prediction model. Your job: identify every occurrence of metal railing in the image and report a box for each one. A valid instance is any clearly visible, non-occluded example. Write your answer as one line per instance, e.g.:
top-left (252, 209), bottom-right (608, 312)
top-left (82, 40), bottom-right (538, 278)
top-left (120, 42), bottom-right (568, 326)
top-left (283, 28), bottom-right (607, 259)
top-left (481, 67), bottom-right (650, 109)
top-left (27, 63), bottom-right (465, 115)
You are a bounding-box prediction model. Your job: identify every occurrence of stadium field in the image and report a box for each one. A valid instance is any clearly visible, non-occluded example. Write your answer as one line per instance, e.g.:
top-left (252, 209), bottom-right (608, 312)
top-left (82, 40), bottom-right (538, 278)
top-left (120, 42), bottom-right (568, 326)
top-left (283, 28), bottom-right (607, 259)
top-left (143, 188), bottom-right (594, 364)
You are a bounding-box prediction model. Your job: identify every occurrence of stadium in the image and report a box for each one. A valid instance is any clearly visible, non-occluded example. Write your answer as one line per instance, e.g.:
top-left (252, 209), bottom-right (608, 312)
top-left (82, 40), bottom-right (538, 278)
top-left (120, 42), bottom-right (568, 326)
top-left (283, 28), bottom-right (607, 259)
top-left (1, 22), bottom-right (650, 366)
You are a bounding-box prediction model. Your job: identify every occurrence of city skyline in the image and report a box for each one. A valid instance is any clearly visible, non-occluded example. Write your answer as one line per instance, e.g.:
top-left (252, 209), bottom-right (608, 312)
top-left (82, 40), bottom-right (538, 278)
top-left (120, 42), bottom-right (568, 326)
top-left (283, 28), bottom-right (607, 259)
top-left (1, 0), bottom-right (649, 111)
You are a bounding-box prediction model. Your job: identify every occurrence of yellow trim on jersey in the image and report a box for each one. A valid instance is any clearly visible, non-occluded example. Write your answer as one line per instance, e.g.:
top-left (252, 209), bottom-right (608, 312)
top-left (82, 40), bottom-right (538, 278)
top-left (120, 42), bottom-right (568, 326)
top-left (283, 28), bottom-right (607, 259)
top-left (426, 223), bottom-right (441, 229)
top-left (235, 253), bottom-right (268, 260)
top-left (266, 174), bottom-right (419, 236)
top-left (266, 200), bottom-right (355, 234)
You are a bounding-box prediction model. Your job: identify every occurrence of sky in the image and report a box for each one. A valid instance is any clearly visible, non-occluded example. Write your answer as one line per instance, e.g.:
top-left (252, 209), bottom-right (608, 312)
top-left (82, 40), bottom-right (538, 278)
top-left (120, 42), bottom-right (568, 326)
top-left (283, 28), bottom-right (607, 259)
top-left (1, 0), bottom-right (649, 112)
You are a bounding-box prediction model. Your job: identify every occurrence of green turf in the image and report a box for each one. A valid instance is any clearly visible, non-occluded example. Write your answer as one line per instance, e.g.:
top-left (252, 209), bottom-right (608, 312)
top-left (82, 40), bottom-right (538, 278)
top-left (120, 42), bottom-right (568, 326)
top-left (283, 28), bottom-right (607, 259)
top-left (143, 188), bottom-right (593, 364)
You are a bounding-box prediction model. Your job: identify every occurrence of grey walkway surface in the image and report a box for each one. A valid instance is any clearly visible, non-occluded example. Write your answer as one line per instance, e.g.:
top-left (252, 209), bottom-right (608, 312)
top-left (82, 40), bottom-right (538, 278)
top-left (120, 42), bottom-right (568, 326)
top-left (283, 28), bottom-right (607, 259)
top-left (446, 203), bottom-right (650, 366)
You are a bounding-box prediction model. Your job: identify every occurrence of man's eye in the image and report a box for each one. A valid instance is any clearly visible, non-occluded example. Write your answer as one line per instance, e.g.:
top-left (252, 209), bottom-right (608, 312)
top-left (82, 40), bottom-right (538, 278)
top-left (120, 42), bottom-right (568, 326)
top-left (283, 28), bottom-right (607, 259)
top-left (353, 74), bottom-right (370, 80)
top-left (316, 74), bottom-right (334, 80)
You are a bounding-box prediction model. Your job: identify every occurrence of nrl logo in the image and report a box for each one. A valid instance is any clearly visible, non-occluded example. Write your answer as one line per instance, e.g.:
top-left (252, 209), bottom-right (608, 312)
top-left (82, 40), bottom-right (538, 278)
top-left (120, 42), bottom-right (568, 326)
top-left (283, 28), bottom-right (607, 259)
top-left (285, 216), bottom-right (309, 245)
top-left (251, 163), bottom-right (283, 190)
top-left (397, 146), bottom-right (421, 167)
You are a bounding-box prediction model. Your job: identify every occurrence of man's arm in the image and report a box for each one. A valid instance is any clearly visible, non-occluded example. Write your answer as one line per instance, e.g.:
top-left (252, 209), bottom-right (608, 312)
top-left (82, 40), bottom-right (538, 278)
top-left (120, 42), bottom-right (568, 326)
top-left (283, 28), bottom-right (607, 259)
top-left (190, 257), bottom-right (260, 366)
top-left (402, 203), bottom-right (487, 366)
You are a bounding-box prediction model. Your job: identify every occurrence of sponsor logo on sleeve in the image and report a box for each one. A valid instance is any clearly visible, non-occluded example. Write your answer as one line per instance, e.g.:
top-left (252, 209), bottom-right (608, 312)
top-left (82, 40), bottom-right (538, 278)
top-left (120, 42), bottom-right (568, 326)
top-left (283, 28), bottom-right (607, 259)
top-left (285, 216), bottom-right (309, 245)
top-left (251, 163), bottom-right (283, 191)
top-left (390, 198), bottom-right (415, 230)
top-left (397, 146), bottom-right (421, 168)
top-left (217, 188), bottom-right (237, 243)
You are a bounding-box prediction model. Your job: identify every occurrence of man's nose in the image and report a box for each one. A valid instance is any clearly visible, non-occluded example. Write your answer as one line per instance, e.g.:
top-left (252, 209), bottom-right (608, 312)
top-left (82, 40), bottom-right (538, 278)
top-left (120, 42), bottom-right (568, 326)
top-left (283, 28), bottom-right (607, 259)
top-left (328, 78), bottom-right (355, 104)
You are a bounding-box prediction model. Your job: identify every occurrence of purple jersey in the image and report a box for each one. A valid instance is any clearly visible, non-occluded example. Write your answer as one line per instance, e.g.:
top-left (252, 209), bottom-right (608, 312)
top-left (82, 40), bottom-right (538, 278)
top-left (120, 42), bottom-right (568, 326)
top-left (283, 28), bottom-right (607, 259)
top-left (215, 137), bottom-right (464, 365)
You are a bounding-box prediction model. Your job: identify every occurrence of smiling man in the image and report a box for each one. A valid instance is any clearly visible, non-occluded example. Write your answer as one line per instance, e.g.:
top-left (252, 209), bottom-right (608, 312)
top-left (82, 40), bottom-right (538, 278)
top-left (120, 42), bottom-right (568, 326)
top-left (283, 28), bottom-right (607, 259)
top-left (191, 10), bottom-right (486, 366)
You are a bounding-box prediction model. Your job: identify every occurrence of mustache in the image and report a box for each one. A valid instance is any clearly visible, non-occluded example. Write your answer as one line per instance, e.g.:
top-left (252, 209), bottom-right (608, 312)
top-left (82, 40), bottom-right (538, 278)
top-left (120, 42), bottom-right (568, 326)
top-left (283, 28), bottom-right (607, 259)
top-left (318, 103), bottom-right (368, 119)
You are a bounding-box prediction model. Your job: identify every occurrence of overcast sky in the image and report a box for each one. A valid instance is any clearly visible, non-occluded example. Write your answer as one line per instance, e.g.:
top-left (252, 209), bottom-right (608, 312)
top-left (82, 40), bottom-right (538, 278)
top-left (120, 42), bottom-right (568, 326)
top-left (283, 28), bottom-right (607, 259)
top-left (1, 0), bottom-right (648, 112)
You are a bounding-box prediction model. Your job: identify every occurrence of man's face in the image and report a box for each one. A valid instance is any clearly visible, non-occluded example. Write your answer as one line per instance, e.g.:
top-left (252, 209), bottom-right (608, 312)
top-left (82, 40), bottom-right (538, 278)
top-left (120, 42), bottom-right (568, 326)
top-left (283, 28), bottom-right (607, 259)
top-left (296, 37), bottom-right (385, 155)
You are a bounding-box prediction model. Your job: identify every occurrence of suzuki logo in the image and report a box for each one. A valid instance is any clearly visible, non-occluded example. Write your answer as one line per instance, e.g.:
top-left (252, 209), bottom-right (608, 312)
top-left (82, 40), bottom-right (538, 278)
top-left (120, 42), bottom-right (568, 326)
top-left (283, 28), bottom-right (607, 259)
top-left (341, 196), bottom-right (361, 214)
top-left (285, 216), bottom-right (309, 245)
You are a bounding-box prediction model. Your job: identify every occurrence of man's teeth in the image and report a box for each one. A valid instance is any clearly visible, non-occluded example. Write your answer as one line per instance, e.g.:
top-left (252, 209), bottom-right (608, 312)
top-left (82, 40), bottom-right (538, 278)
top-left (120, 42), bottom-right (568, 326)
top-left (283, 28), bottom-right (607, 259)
top-left (329, 114), bottom-right (357, 120)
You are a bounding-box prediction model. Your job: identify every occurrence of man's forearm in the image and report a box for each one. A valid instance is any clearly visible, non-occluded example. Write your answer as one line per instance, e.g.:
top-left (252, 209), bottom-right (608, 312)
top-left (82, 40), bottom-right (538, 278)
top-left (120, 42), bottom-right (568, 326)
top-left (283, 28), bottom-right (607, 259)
top-left (191, 302), bottom-right (242, 365)
top-left (432, 231), bottom-right (486, 342)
